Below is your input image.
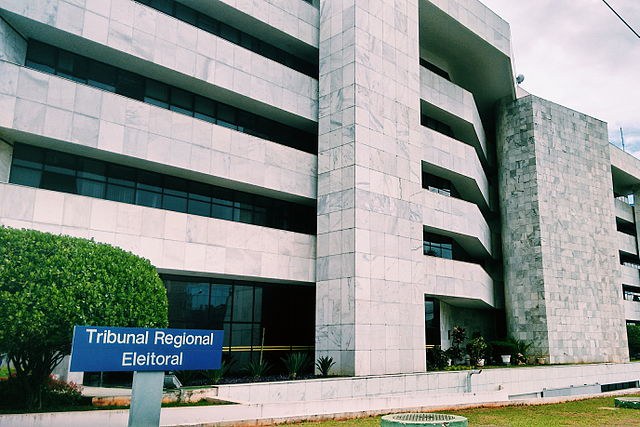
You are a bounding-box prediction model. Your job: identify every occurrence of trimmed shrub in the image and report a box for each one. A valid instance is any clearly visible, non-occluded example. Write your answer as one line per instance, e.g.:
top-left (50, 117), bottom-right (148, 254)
top-left (628, 324), bottom-right (640, 359)
top-left (0, 226), bottom-right (168, 408)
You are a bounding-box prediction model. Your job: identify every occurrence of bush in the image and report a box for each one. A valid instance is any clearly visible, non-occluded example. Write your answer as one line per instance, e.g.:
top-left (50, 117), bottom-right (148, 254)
top-left (244, 360), bottom-right (271, 380)
top-left (315, 356), bottom-right (335, 377)
top-left (628, 324), bottom-right (640, 359)
top-left (426, 346), bottom-right (449, 371)
top-left (0, 226), bottom-right (168, 408)
top-left (281, 352), bottom-right (308, 380)
top-left (466, 335), bottom-right (488, 366)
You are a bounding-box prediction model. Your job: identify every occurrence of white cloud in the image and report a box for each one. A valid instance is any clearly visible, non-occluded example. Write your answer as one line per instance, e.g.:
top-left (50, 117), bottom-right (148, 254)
top-left (480, 0), bottom-right (640, 149)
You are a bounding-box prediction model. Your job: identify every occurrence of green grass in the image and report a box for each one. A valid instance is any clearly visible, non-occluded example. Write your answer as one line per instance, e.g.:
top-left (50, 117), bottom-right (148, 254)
top-left (294, 394), bottom-right (640, 427)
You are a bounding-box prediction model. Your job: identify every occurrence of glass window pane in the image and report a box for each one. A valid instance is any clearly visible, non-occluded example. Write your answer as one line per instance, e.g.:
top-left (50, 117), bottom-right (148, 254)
top-left (77, 179), bottom-right (105, 198)
top-left (162, 194), bottom-right (187, 212)
top-left (144, 80), bottom-right (169, 107)
top-left (136, 189), bottom-right (162, 208)
top-left (40, 171), bottom-right (77, 193)
top-left (219, 23), bottom-right (239, 44)
top-left (88, 61), bottom-right (117, 92)
top-left (210, 284), bottom-right (232, 328)
top-left (211, 204), bottom-right (233, 220)
top-left (116, 71), bottom-right (145, 101)
top-left (170, 88), bottom-right (193, 115)
top-left (198, 15), bottom-right (218, 34)
top-left (232, 286), bottom-right (253, 322)
top-left (174, 3), bottom-right (197, 26)
top-left (106, 184), bottom-right (135, 204)
top-left (9, 166), bottom-right (42, 187)
top-left (12, 145), bottom-right (44, 169)
top-left (216, 104), bottom-right (236, 129)
top-left (231, 324), bottom-right (252, 346)
top-left (188, 199), bottom-right (210, 216)
top-left (26, 41), bottom-right (56, 73)
top-left (43, 150), bottom-right (76, 175)
top-left (107, 164), bottom-right (135, 186)
top-left (194, 97), bottom-right (216, 123)
top-left (77, 159), bottom-right (106, 181)
top-left (137, 170), bottom-right (162, 191)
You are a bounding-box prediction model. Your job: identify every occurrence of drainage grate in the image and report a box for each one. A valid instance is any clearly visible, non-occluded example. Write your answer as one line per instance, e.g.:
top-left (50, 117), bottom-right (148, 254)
top-left (381, 412), bottom-right (468, 426)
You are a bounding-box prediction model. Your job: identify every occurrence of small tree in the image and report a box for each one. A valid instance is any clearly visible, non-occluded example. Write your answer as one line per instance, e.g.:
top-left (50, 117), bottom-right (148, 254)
top-left (0, 227), bottom-right (168, 408)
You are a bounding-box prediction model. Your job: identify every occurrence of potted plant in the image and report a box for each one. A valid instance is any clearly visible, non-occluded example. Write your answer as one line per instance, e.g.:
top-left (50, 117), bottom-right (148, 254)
top-left (466, 335), bottom-right (488, 367)
top-left (445, 326), bottom-right (466, 364)
top-left (501, 354), bottom-right (512, 365)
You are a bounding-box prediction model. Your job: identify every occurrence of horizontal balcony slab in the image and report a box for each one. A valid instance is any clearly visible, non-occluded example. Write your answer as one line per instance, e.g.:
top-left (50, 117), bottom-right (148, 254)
top-left (0, 0), bottom-right (318, 125)
top-left (421, 126), bottom-right (489, 209)
top-left (618, 231), bottom-right (637, 256)
top-left (420, 67), bottom-right (487, 161)
top-left (625, 300), bottom-right (640, 322)
top-left (183, 0), bottom-right (319, 50)
top-left (419, 0), bottom-right (515, 118)
top-left (0, 182), bottom-right (316, 283)
top-left (611, 144), bottom-right (640, 194)
top-left (421, 190), bottom-right (492, 258)
top-left (615, 198), bottom-right (634, 223)
top-left (621, 265), bottom-right (640, 287)
top-left (0, 61), bottom-right (317, 201)
top-left (418, 255), bottom-right (495, 308)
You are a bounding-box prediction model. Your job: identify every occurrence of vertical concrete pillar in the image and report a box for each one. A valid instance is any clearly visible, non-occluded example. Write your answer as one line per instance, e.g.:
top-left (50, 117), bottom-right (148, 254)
top-left (0, 140), bottom-right (12, 183)
top-left (316, 0), bottom-right (424, 376)
top-left (497, 95), bottom-right (628, 363)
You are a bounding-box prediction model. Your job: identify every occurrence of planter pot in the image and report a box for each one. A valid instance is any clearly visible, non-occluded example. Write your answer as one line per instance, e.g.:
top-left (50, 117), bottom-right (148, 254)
top-left (477, 358), bottom-right (485, 367)
top-left (501, 354), bottom-right (511, 365)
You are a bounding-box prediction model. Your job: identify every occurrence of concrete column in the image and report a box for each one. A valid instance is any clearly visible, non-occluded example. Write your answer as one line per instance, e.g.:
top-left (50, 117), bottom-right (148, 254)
top-left (316, 0), bottom-right (424, 376)
top-left (0, 17), bottom-right (27, 65)
top-left (0, 140), bottom-right (12, 183)
top-left (497, 95), bottom-right (628, 363)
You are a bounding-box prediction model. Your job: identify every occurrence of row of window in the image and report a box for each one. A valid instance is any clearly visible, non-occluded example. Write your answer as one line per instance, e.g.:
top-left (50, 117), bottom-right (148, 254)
top-left (423, 172), bottom-right (459, 198)
top-left (25, 40), bottom-right (318, 154)
top-left (421, 114), bottom-right (454, 139)
top-left (10, 144), bottom-right (316, 234)
top-left (423, 232), bottom-right (472, 263)
top-left (136, 0), bottom-right (317, 78)
top-left (164, 275), bottom-right (315, 355)
top-left (623, 285), bottom-right (640, 302)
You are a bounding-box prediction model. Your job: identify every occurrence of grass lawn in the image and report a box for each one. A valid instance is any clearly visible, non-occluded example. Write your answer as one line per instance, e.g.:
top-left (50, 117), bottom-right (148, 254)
top-left (295, 394), bottom-right (640, 427)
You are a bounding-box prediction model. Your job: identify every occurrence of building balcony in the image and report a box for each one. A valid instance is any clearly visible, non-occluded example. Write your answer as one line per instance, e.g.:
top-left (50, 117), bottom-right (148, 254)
top-left (0, 182), bottom-right (316, 283)
top-left (615, 198), bottom-right (634, 223)
top-left (0, 61), bottom-right (317, 200)
top-left (420, 126), bottom-right (489, 209)
top-left (621, 265), bottom-right (640, 287)
top-left (418, 0), bottom-right (515, 121)
top-left (611, 144), bottom-right (640, 195)
top-left (618, 231), bottom-right (638, 256)
top-left (418, 255), bottom-right (495, 309)
top-left (624, 300), bottom-right (640, 322)
top-left (0, 0), bottom-right (318, 123)
top-left (180, 0), bottom-right (319, 49)
top-left (421, 190), bottom-right (491, 258)
top-left (420, 67), bottom-right (487, 162)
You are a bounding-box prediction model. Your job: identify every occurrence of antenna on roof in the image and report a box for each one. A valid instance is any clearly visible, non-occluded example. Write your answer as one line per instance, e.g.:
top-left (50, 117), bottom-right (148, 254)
top-left (620, 127), bottom-right (626, 152)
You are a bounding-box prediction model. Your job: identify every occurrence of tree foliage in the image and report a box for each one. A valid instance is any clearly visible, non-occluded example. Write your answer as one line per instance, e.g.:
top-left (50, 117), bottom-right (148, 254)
top-left (0, 226), bottom-right (168, 408)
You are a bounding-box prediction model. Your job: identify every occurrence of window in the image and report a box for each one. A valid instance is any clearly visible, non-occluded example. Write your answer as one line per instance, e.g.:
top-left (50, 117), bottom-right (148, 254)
top-left (425, 297), bottom-right (441, 346)
top-left (25, 40), bottom-right (318, 154)
top-left (421, 114), bottom-right (454, 138)
top-left (423, 172), bottom-right (459, 198)
top-left (135, 0), bottom-right (318, 78)
top-left (623, 285), bottom-right (640, 302)
top-left (419, 58), bottom-right (451, 81)
top-left (9, 143), bottom-right (316, 234)
top-left (423, 233), bottom-right (453, 259)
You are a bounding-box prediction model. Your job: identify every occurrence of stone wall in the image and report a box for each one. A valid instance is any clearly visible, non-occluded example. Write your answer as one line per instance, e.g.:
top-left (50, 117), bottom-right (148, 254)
top-left (498, 95), bottom-right (628, 363)
top-left (0, 16), bottom-right (26, 65)
top-left (0, 140), bottom-right (11, 183)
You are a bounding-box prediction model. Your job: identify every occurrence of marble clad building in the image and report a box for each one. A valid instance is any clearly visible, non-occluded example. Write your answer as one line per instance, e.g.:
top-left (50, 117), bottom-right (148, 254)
top-left (0, 0), bottom-right (637, 378)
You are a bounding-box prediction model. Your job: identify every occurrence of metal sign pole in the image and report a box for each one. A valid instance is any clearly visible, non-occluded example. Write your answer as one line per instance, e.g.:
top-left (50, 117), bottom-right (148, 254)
top-left (127, 371), bottom-right (165, 427)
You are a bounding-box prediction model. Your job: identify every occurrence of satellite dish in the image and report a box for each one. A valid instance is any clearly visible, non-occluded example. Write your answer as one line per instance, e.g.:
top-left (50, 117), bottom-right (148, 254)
top-left (516, 74), bottom-right (525, 84)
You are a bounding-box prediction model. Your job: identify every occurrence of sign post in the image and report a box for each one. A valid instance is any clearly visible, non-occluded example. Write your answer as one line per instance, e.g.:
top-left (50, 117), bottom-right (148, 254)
top-left (70, 326), bottom-right (223, 426)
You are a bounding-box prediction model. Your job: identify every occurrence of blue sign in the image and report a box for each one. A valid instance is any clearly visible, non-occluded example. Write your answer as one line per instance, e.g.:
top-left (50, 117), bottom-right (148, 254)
top-left (69, 326), bottom-right (223, 372)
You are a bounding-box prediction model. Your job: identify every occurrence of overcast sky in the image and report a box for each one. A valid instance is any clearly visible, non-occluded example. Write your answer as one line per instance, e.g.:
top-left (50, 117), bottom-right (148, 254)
top-left (480, 0), bottom-right (640, 156)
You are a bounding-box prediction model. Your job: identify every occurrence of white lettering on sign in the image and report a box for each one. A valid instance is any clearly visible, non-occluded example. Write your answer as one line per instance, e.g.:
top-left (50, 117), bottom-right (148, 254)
top-left (122, 351), bottom-right (183, 367)
top-left (153, 331), bottom-right (215, 348)
top-left (86, 328), bottom-right (148, 345)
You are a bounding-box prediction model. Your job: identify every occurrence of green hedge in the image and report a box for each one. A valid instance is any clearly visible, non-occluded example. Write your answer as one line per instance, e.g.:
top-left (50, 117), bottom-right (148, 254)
top-left (0, 226), bottom-right (168, 408)
top-left (628, 324), bottom-right (640, 359)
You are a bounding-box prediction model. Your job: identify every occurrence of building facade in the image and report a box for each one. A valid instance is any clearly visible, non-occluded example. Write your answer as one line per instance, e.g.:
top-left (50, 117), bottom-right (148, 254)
top-left (0, 0), bottom-right (635, 377)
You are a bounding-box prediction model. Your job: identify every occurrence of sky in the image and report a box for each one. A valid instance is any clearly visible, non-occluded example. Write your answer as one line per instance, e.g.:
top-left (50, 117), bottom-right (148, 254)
top-left (479, 0), bottom-right (640, 157)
